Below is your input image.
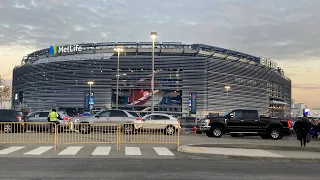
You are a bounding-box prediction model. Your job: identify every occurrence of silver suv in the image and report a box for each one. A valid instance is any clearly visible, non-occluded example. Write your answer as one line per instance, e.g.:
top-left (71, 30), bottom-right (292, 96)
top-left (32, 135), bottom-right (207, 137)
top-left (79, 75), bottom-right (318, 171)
top-left (73, 109), bottom-right (142, 134)
top-left (26, 111), bottom-right (70, 132)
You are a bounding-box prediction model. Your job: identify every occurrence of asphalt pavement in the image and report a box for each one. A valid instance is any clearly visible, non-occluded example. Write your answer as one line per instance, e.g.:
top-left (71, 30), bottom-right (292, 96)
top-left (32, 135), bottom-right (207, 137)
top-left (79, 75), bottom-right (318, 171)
top-left (0, 157), bottom-right (319, 180)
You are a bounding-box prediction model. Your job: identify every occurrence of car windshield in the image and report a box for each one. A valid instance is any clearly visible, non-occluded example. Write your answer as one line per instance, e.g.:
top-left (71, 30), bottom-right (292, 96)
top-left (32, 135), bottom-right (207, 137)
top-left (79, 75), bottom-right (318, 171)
top-left (222, 110), bottom-right (233, 117)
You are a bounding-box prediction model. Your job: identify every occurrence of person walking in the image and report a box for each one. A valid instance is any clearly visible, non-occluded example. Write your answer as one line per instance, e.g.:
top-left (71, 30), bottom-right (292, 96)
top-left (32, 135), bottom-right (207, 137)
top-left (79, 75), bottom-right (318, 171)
top-left (48, 109), bottom-right (59, 135)
top-left (294, 114), bottom-right (312, 147)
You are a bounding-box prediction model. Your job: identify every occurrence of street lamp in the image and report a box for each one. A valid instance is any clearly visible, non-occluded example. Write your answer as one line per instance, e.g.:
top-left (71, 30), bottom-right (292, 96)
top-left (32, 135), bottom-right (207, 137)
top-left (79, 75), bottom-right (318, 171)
top-left (150, 32), bottom-right (157, 114)
top-left (225, 85), bottom-right (231, 110)
top-left (114, 47), bottom-right (124, 110)
top-left (87, 81), bottom-right (94, 113)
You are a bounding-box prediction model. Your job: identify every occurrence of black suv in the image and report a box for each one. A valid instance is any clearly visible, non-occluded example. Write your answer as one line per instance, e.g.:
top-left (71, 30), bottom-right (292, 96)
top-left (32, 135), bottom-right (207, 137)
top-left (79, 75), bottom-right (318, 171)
top-left (0, 109), bottom-right (25, 133)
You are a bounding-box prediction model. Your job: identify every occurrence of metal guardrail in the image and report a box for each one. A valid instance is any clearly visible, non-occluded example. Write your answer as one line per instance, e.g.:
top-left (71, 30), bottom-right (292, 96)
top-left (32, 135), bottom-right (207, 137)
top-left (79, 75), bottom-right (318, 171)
top-left (0, 122), bottom-right (180, 150)
top-left (0, 122), bottom-right (55, 145)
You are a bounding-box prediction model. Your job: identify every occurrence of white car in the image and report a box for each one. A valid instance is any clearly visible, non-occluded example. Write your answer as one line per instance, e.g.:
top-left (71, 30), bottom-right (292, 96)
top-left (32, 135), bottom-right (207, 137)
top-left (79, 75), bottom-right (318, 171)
top-left (141, 113), bottom-right (181, 135)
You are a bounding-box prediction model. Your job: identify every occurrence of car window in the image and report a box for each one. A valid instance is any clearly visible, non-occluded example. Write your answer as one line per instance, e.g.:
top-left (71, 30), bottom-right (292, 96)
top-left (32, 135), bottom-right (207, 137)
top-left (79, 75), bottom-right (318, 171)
top-left (0, 110), bottom-right (14, 117)
top-left (244, 110), bottom-right (258, 119)
top-left (154, 115), bottom-right (170, 120)
top-left (110, 110), bottom-right (128, 117)
top-left (229, 111), bottom-right (243, 120)
top-left (144, 115), bottom-right (154, 120)
top-left (128, 111), bottom-right (139, 117)
top-left (30, 112), bottom-right (40, 117)
top-left (98, 111), bottom-right (111, 117)
top-left (39, 112), bottom-right (49, 117)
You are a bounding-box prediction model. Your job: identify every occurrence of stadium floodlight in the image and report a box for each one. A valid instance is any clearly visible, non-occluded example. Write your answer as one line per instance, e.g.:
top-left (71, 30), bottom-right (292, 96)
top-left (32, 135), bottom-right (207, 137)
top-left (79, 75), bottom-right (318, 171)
top-left (114, 47), bottom-right (124, 110)
top-left (150, 32), bottom-right (157, 114)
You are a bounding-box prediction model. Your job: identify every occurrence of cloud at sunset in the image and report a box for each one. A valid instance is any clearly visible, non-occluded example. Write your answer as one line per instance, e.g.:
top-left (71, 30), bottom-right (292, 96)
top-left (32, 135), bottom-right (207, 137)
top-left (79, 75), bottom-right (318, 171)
top-left (0, 0), bottom-right (319, 107)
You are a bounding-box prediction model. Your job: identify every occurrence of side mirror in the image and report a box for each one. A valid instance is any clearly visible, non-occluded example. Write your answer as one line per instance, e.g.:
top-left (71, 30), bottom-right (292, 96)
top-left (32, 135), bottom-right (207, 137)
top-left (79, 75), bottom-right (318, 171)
top-left (227, 115), bottom-right (233, 119)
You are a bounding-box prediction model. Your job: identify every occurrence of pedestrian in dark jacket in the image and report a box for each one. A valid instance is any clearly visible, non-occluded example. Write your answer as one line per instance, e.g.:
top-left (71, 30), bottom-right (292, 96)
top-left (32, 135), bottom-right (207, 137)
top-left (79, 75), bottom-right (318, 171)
top-left (293, 114), bottom-right (312, 147)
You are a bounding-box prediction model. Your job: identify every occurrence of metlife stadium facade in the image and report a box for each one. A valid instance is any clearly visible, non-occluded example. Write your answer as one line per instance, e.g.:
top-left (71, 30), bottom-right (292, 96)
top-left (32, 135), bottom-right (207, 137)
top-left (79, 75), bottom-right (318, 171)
top-left (12, 42), bottom-right (291, 117)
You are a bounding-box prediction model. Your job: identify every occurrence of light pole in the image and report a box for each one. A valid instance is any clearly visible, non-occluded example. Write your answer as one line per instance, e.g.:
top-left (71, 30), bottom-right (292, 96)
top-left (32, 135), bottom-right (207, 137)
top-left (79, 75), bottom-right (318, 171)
top-left (114, 47), bottom-right (124, 110)
top-left (87, 81), bottom-right (94, 113)
top-left (0, 84), bottom-right (5, 109)
top-left (150, 32), bottom-right (157, 114)
top-left (225, 85), bottom-right (231, 110)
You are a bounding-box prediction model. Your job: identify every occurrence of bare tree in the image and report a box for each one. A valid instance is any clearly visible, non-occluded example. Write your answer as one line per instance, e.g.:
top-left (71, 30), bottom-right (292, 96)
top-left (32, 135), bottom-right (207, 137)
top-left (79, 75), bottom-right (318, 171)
top-left (0, 76), bottom-right (11, 109)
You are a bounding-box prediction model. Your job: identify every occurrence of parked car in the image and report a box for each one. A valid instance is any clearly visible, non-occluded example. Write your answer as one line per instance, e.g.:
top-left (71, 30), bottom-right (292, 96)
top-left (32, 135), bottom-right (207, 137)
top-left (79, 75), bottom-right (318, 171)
top-left (73, 109), bottom-right (142, 134)
top-left (141, 113), bottom-right (181, 135)
top-left (0, 109), bottom-right (25, 133)
top-left (25, 110), bottom-right (70, 132)
top-left (200, 109), bottom-right (293, 140)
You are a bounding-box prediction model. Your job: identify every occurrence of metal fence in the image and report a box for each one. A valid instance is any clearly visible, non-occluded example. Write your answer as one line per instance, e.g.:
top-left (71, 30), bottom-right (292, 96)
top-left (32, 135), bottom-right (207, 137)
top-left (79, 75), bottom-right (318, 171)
top-left (0, 122), bottom-right (180, 150)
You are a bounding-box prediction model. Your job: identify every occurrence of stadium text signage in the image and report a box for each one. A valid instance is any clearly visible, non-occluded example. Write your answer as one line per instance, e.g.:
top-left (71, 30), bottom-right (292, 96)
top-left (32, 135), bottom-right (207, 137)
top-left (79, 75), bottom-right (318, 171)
top-left (49, 44), bottom-right (83, 54)
top-left (259, 58), bottom-right (278, 69)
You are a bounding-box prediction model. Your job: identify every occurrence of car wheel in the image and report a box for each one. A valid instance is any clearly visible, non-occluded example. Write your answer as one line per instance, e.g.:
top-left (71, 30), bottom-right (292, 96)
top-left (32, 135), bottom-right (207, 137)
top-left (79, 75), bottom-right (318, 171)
top-left (211, 127), bottom-right (223, 138)
top-left (3, 124), bottom-right (12, 133)
top-left (123, 124), bottom-right (134, 134)
top-left (165, 125), bottom-right (176, 135)
top-left (269, 128), bottom-right (283, 140)
top-left (80, 123), bottom-right (91, 134)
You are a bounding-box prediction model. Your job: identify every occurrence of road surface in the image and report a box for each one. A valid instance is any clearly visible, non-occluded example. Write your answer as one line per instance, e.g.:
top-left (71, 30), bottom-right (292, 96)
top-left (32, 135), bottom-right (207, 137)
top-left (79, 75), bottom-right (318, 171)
top-left (0, 157), bottom-right (319, 180)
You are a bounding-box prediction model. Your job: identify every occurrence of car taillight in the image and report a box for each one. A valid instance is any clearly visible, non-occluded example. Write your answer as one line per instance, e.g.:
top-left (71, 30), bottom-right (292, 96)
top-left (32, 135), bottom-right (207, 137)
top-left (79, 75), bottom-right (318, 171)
top-left (136, 117), bottom-right (142, 121)
top-left (287, 120), bottom-right (292, 128)
top-left (16, 116), bottom-right (22, 121)
top-left (63, 117), bottom-right (70, 121)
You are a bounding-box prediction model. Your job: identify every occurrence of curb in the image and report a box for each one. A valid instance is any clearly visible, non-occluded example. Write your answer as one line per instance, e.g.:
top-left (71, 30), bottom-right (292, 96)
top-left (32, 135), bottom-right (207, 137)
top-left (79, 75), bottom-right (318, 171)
top-left (180, 143), bottom-right (320, 152)
top-left (178, 144), bottom-right (320, 162)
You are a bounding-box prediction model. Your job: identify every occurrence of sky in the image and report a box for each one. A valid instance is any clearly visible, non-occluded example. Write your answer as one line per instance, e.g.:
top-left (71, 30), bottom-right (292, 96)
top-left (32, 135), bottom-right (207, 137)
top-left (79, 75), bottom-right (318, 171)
top-left (0, 0), bottom-right (319, 107)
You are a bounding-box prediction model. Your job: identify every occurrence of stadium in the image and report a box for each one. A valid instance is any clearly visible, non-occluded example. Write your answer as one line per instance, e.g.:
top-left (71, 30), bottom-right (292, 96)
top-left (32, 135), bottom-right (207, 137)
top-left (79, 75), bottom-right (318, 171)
top-left (12, 42), bottom-right (291, 117)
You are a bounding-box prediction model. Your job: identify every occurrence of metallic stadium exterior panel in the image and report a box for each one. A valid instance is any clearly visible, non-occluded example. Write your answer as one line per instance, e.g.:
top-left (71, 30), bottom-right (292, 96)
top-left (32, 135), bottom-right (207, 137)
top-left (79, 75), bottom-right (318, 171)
top-left (12, 42), bottom-right (291, 117)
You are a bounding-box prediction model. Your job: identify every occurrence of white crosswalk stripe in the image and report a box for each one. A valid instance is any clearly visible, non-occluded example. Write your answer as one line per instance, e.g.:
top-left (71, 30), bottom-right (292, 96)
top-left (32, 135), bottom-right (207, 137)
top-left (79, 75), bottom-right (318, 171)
top-left (125, 147), bottom-right (142, 155)
top-left (153, 147), bottom-right (174, 156)
top-left (0, 146), bottom-right (25, 155)
top-left (58, 146), bottom-right (83, 155)
top-left (0, 146), bottom-right (176, 157)
top-left (24, 146), bottom-right (54, 155)
top-left (91, 146), bottom-right (111, 156)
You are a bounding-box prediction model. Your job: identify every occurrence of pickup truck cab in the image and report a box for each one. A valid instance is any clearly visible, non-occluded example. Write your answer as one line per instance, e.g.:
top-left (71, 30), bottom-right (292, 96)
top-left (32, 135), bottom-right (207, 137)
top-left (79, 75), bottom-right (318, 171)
top-left (200, 109), bottom-right (293, 140)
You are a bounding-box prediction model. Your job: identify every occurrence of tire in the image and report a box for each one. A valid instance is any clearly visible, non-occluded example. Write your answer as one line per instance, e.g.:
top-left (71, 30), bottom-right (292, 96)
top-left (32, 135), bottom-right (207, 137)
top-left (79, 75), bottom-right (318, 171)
top-left (165, 125), bottom-right (176, 135)
top-left (269, 128), bottom-right (283, 140)
top-left (3, 124), bottom-right (13, 133)
top-left (211, 127), bottom-right (223, 138)
top-left (79, 123), bottom-right (91, 134)
top-left (261, 135), bottom-right (269, 139)
top-left (123, 124), bottom-right (134, 134)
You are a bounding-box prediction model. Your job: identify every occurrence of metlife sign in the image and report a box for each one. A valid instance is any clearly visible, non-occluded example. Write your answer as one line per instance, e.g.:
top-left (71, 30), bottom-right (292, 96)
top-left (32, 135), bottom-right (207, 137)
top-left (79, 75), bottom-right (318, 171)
top-left (49, 44), bottom-right (83, 54)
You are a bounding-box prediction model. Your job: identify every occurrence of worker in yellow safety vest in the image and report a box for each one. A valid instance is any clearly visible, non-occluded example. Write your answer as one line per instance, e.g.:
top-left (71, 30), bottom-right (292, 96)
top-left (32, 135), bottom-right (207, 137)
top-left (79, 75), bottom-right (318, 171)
top-left (48, 109), bottom-right (59, 134)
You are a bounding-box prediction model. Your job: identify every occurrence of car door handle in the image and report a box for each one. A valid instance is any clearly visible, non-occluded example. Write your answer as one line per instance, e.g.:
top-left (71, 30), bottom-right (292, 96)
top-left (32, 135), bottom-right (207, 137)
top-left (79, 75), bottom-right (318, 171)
top-left (240, 120), bottom-right (244, 122)
top-left (254, 120), bottom-right (259, 122)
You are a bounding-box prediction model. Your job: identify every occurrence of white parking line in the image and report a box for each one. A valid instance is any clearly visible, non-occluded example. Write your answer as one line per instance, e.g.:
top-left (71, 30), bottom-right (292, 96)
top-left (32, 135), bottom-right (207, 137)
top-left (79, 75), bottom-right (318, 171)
top-left (153, 147), bottom-right (174, 156)
top-left (91, 146), bottom-right (111, 156)
top-left (24, 146), bottom-right (53, 155)
top-left (125, 147), bottom-right (142, 155)
top-left (58, 146), bottom-right (83, 155)
top-left (0, 146), bottom-right (25, 155)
